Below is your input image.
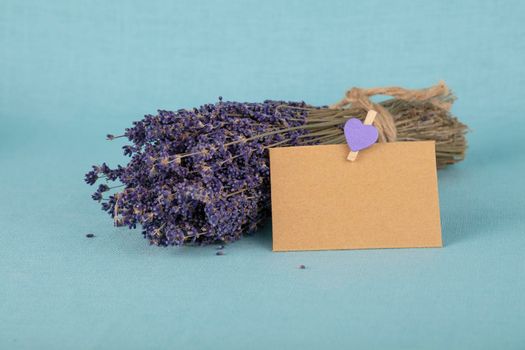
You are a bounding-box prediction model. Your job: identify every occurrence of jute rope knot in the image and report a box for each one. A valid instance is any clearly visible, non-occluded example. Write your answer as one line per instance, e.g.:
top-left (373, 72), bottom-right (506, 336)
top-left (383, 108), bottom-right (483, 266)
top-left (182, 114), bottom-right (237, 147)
top-left (330, 81), bottom-right (452, 143)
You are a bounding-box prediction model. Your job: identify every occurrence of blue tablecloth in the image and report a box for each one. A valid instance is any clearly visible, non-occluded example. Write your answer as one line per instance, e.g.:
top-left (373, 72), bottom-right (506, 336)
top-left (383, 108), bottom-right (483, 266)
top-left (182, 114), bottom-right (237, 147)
top-left (1, 1), bottom-right (524, 349)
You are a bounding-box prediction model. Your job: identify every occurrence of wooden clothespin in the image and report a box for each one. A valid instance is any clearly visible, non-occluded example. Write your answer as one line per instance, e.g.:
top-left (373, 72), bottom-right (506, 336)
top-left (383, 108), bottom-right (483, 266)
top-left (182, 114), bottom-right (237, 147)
top-left (344, 110), bottom-right (379, 161)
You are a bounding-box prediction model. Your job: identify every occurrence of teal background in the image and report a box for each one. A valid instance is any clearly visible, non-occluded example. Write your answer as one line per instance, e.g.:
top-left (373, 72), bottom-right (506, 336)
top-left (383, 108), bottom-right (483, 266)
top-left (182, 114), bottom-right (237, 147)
top-left (1, 0), bottom-right (524, 349)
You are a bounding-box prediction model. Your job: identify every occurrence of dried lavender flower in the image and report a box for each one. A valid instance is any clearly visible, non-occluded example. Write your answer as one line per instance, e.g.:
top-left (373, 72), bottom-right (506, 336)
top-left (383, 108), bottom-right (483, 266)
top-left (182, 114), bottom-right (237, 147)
top-left (85, 90), bottom-right (467, 247)
top-left (86, 100), bottom-right (313, 246)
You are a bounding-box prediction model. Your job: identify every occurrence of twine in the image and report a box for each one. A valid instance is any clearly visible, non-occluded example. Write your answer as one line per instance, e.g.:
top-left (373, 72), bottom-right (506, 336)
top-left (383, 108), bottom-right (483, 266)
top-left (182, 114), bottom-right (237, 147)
top-left (329, 81), bottom-right (452, 143)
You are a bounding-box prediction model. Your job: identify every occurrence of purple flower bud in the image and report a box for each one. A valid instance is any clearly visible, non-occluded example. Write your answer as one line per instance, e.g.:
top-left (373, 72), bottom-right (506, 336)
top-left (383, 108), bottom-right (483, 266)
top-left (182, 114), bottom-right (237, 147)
top-left (85, 100), bottom-right (312, 246)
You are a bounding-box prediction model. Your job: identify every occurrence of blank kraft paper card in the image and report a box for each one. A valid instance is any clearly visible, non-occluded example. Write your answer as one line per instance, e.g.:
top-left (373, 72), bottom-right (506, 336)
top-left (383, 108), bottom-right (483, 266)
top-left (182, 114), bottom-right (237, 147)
top-left (269, 141), bottom-right (442, 251)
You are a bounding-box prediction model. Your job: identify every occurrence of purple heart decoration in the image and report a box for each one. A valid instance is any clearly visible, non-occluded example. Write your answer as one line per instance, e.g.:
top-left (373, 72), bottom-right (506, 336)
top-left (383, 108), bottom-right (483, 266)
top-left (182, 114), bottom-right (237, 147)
top-left (344, 118), bottom-right (379, 152)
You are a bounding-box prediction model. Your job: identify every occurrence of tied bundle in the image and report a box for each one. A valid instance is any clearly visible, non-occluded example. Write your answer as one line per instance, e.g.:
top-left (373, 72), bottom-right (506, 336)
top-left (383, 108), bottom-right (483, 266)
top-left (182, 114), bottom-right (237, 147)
top-left (85, 82), bottom-right (467, 246)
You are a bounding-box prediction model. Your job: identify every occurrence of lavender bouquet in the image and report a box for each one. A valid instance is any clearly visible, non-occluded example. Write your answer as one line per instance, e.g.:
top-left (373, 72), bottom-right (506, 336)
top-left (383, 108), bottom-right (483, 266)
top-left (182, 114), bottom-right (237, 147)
top-left (85, 82), bottom-right (467, 246)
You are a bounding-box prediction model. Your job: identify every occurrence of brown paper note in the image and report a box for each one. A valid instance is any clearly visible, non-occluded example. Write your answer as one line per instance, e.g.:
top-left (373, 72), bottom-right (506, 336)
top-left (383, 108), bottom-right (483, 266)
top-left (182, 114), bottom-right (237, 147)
top-left (269, 141), bottom-right (442, 251)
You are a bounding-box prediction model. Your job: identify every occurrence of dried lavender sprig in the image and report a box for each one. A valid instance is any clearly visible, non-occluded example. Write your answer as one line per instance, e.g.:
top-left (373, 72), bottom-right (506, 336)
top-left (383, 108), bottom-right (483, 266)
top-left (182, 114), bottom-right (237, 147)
top-left (86, 100), bottom-right (315, 246)
top-left (86, 96), bottom-right (466, 246)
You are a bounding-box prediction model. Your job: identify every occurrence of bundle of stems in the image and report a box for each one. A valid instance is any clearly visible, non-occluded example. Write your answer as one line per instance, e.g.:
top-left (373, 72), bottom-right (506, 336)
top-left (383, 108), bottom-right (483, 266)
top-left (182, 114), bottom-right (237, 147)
top-left (279, 81), bottom-right (467, 168)
top-left (86, 81), bottom-right (467, 246)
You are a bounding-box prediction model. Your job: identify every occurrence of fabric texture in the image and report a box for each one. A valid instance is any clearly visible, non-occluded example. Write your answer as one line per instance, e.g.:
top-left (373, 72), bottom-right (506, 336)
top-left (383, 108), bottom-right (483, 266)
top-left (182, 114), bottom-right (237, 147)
top-left (1, 0), bottom-right (524, 349)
